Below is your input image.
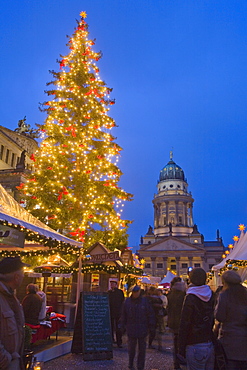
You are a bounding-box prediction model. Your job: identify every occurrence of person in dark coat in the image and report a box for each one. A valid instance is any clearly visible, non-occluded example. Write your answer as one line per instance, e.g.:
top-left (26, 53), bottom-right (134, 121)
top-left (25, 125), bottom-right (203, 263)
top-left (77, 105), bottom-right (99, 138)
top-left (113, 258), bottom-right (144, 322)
top-left (167, 277), bottom-right (186, 369)
top-left (146, 286), bottom-right (163, 350)
top-left (0, 256), bottom-right (29, 370)
top-left (22, 284), bottom-right (42, 326)
top-left (108, 280), bottom-right (124, 347)
top-left (215, 270), bottom-right (247, 369)
top-left (178, 267), bottom-right (215, 369)
top-left (120, 285), bottom-right (155, 370)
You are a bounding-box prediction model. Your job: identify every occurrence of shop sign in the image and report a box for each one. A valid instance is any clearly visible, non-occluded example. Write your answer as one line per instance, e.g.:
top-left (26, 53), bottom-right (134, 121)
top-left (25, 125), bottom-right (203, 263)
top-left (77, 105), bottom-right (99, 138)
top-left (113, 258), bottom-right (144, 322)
top-left (90, 251), bottom-right (119, 262)
top-left (0, 225), bottom-right (24, 248)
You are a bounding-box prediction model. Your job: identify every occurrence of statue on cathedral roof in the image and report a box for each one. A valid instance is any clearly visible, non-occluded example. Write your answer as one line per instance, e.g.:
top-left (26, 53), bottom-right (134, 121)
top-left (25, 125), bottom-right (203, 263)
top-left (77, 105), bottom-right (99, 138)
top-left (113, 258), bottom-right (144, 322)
top-left (15, 116), bottom-right (39, 139)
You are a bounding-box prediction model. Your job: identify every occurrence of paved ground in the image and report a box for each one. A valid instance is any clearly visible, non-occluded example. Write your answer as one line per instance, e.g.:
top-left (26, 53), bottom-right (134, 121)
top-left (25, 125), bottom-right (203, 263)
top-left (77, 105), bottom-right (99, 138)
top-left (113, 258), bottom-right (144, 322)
top-left (44, 331), bottom-right (178, 370)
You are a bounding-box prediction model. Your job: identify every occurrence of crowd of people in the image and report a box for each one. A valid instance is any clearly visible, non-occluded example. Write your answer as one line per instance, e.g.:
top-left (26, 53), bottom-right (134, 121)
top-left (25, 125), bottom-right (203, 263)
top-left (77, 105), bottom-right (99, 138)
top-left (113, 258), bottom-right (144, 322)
top-left (110, 268), bottom-right (247, 370)
top-left (0, 255), bottom-right (247, 370)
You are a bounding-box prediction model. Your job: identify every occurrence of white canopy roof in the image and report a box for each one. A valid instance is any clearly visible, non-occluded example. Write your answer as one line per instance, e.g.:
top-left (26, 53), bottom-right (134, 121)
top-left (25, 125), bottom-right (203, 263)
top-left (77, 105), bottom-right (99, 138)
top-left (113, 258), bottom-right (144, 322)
top-left (212, 230), bottom-right (247, 271)
top-left (160, 270), bottom-right (176, 284)
top-left (0, 184), bottom-right (82, 247)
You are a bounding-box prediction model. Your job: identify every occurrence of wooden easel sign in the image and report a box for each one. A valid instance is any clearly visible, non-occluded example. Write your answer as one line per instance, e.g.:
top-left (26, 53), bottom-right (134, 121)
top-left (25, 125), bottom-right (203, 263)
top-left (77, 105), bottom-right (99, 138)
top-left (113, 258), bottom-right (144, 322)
top-left (71, 292), bottom-right (113, 361)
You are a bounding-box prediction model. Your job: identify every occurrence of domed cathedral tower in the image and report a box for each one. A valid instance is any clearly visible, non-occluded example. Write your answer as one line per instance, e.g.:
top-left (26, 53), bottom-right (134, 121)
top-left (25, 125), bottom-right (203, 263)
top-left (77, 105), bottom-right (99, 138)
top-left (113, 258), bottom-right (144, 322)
top-left (154, 151), bottom-right (197, 238)
top-left (138, 152), bottom-right (224, 278)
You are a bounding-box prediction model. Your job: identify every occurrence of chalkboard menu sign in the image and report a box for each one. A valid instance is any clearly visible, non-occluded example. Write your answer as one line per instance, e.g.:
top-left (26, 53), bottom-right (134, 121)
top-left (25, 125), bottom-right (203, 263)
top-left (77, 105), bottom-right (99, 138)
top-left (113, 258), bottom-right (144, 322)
top-left (71, 292), bottom-right (113, 361)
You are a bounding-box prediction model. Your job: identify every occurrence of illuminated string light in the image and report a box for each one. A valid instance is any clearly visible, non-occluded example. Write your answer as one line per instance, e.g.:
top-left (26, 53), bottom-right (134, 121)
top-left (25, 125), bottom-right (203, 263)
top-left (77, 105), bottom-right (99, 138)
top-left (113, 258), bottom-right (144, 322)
top-left (22, 11), bottom-right (133, 250)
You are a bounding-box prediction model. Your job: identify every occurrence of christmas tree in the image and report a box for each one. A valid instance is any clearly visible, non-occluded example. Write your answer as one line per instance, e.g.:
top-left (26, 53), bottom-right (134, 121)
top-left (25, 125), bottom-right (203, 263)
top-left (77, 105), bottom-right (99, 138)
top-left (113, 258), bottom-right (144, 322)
top-left (24, 11), bottom-right (132, 250)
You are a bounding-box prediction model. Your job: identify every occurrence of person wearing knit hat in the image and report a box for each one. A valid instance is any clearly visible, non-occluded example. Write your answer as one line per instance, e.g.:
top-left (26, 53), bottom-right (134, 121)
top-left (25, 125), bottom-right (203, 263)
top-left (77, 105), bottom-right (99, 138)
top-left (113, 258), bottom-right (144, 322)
top-left (178, 268), bottom-right (215, 369)
top-left (215, 269), bottom-right (247, 368)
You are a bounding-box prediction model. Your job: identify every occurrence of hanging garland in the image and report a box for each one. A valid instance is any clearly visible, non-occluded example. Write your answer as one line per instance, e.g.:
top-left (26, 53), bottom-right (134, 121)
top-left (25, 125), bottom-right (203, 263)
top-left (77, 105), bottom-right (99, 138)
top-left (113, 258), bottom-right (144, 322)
top-left (0, 219), bottom-right (80, 253)
top-left (0, 248), bottom-right (80, 260)
top-left (34, 263), bottom-right (143, 275)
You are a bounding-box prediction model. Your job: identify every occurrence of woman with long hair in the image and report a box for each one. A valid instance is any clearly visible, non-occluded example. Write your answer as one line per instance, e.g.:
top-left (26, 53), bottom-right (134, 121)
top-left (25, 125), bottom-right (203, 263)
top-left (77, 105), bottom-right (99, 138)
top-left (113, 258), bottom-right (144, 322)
top-left (215, 270), bottom-right (247, 369)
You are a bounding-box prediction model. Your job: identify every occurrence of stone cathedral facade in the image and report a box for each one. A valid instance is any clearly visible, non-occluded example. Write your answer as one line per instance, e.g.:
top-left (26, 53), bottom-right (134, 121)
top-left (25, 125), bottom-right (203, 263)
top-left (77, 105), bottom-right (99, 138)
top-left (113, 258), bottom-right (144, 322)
top-left (137, 153), bottom-right (224, 278)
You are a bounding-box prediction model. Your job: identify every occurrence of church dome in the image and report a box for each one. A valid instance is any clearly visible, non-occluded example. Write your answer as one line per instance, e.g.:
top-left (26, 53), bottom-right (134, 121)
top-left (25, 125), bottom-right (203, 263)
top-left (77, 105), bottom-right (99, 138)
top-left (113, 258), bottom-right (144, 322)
top-left (159, 154), bottom-right (185, 181)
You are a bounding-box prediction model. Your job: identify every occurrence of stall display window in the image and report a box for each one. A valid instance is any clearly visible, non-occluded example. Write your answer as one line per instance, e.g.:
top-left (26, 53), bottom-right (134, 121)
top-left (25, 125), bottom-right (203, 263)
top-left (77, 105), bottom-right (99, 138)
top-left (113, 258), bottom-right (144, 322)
top-left (91, 273), bottom-right (100, 290)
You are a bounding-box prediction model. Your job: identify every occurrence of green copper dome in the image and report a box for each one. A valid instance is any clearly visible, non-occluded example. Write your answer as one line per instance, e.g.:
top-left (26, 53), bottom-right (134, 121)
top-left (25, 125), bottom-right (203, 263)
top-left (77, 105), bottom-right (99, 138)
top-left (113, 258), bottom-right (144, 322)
top-left (159, 154), bottom-right (185, 181)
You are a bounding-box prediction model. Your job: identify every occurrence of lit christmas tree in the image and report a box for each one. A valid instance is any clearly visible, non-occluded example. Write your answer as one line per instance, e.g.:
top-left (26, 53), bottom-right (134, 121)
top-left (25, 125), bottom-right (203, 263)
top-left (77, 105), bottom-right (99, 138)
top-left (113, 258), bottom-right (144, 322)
top-left (24, 11), bottom-right (132, 250)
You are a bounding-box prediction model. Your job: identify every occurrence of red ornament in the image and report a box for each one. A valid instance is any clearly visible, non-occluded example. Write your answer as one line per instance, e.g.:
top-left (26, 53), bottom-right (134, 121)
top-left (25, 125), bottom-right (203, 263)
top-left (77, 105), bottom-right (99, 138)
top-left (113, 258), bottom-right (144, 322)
top-left (57, 186), bottom-right (69, 201)
top-left (48, 215), bottom-right (56, 220)
top-left (65, 126), bottom-right (76, 137)
top-left (30, 154), bottom-right (36, 162)
top-left (60, 59), bottom-right (66, 69)
top-left (16, 183), bottom-right (25, 190)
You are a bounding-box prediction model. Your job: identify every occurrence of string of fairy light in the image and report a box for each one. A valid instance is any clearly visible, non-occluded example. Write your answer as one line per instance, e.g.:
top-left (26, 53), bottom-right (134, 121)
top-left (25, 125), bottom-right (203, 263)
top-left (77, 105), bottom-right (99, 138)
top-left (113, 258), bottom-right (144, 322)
top-left (21, 11), bottom-right (132, 245)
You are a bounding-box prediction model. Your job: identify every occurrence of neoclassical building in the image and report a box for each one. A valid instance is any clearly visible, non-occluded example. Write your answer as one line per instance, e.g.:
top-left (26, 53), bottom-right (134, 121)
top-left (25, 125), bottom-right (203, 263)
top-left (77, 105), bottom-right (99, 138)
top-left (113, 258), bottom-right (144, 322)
top-left (137, 153), bottom-right (224, 277)
top-left (0, 120), bottom-right (38, 201)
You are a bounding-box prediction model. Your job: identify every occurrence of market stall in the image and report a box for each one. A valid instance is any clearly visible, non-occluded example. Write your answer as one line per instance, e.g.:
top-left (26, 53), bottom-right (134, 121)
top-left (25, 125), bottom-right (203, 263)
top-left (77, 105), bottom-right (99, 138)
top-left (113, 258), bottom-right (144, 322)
top-left (212, 226), bottom-right (247, 288)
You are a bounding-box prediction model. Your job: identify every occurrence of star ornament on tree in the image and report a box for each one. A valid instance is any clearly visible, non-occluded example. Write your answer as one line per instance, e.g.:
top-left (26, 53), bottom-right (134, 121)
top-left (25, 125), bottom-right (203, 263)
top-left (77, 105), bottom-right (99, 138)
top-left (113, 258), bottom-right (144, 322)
top-left (80, 11), bottom-right (87, 18)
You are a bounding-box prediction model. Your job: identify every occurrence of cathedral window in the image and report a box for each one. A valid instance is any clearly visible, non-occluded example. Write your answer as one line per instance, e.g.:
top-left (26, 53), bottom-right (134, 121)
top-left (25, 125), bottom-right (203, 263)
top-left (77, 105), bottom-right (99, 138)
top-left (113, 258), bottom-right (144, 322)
top-left (5, 149), bottom-right (9, 164)
top-left (170, 264), bottom-right (176, 270)
top-left (194, 263), bottom-right (201, 267)
top-left (145, 263), bottom-right (151, 268)
top-left (11, 153), bottom-right (15, 167)
top-left (0, 145), bottom-right (4, 160)
top-left (182, 263), bottom-right (188, 268)
top-left (157, 263), bottom-right (163, 268)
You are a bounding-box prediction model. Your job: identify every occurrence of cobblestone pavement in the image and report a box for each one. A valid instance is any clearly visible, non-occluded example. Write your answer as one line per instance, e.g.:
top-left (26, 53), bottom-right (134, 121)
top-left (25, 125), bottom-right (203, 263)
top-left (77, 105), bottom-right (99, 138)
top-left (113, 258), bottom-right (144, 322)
top-left (44, 331), bottom-right (177, 370)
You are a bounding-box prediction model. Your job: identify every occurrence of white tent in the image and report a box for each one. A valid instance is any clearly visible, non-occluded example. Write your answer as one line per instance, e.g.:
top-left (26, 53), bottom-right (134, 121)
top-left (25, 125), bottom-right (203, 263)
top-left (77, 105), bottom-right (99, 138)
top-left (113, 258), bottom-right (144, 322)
top-left (0, 184), bottom-right (82, 247)
top-left (212, 229), bottom-right (247, 282)
top-left (159, 270), bottom-right (176, 284)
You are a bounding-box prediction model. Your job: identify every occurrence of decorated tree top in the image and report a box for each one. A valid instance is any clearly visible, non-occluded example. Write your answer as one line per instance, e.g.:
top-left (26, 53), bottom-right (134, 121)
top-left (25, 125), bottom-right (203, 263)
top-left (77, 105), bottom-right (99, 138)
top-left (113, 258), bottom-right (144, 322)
top-left (24, 11), bottom-right (132, 250)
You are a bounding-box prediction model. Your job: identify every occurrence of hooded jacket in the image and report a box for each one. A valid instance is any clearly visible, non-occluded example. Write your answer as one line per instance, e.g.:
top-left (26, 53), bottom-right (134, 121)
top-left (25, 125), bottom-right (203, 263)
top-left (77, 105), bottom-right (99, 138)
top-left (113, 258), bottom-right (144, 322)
top-left (178, 284), bottom-right (214, 356)
top-left (0, 281), bottom-right (25, 370)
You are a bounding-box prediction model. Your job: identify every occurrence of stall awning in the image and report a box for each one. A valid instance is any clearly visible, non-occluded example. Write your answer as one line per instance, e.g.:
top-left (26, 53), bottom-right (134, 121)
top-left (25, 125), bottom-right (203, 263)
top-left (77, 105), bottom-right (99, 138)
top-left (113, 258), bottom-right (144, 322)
top-left (0, 211), bottom-right (82, 247)
top-left (0, 184), bottom-right (82, 247)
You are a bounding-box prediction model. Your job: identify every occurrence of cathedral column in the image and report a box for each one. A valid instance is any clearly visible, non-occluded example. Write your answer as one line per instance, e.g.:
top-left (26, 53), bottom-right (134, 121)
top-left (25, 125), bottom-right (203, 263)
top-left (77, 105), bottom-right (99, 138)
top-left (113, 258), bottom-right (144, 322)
top-left (151, 257), bottom-right (156, 276)
top-left (154, 204), bottom-right (158, 228)
top-left (165, 201), bottom-right (169, 225)
top-left (188, 203), bottom-right (194, 227)
top-left (183, 202), bottom-right (187, 226)
top-left (175, 201), bottom-right (178, 225)
top-left (176, 256), bottom-right (180, 275)
top-left (188, 256), bottom-right (193, 268)
top-left (163, 257), bottom-right (168, 275)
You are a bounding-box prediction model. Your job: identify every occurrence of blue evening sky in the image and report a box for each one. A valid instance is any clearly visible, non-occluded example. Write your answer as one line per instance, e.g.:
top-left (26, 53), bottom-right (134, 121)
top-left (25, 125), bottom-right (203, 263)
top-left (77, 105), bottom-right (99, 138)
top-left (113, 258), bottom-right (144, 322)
top-left (1, 1), bottom-right (247, 250)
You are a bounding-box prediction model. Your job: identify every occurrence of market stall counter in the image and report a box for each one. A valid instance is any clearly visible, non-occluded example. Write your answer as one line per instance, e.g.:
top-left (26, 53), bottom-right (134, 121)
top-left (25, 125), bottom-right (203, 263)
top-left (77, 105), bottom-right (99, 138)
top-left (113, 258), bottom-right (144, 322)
top-left (26, 308), bottom-right (66, 343)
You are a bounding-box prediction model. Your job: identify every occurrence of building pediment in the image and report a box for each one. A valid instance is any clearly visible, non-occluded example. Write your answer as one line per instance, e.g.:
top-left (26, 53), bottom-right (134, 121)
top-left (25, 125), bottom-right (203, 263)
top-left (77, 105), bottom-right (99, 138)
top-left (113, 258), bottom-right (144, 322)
top-left (141, 236), bottom-right (204, 252)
